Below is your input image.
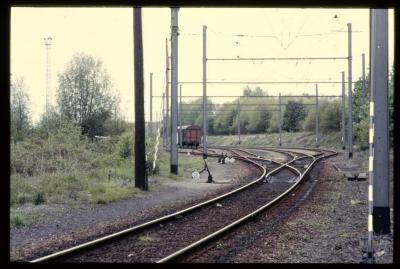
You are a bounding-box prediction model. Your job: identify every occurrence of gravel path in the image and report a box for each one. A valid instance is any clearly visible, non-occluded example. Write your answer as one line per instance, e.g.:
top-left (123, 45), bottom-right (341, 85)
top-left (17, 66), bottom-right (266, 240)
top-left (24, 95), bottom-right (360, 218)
top-left (181, 152), bottom-right (393, 263)
top-left (10, 156), bottom-right (255, 261)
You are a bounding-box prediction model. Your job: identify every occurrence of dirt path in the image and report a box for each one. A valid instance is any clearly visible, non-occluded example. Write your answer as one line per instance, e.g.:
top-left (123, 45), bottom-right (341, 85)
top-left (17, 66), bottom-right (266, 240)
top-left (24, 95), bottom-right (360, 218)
top-left (10, 156), bottom-right (257, 261)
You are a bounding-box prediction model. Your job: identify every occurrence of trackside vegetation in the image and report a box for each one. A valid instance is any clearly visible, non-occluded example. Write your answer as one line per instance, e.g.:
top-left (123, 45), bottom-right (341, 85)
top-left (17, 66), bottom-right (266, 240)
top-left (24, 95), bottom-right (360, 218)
top-left (10, 52), bottom-right (393, 227)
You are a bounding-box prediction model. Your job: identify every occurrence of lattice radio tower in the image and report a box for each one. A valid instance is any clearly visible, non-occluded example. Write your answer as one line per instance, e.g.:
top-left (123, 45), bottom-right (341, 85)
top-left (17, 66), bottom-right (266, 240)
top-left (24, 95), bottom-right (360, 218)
top-left (44, 36), bottom-right (52, 114)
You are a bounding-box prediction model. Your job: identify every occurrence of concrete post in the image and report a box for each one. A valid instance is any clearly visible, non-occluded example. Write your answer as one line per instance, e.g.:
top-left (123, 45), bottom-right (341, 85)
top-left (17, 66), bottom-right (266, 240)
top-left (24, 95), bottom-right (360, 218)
top-left (179, 84), bottom-right (183, 148)
top-left (347, 22), bottom-right (353, 158)
top-left (342, 71), bottom-right (346, 150)
top-left (202, 25), bottom-right (208, 159)
top-left (279, 93), bottom-right (282, 147)
top-left (370, 8), bottom-right (390, 235)
top-left (170, 7), bottom-right (179, 174)
top-left (165, 38), bottom-right (170, 146)
top-left (150, 72), bottom-right (153, 132)
top-left (237, 100), bottom-right (241, 144)
top-left (315, 84), bottom-right (320, 147)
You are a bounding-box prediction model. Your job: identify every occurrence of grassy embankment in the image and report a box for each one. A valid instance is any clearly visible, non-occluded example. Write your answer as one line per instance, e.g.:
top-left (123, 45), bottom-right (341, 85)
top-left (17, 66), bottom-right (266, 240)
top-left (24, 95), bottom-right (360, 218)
top-left (10, 125), bottom-right (203, 227)
top-left (208, 131), bottom-right (343, 150)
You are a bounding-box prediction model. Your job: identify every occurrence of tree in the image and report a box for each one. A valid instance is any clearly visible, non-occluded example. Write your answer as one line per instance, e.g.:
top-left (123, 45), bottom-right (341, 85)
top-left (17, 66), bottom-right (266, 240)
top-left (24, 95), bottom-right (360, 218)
top-left (320, 100), bottom-right (341, 133)
top-left (10, 76), bottom-right (31, 143)
top-left (282, 101), bottom-right (307, 132)
top-left (57, 53), bottom-right (118, 140)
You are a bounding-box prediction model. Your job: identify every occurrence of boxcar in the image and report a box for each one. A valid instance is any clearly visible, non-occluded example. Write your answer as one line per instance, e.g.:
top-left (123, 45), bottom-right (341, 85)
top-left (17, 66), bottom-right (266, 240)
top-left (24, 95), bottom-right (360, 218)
top-left (178, 125), bottom-right (201, 149)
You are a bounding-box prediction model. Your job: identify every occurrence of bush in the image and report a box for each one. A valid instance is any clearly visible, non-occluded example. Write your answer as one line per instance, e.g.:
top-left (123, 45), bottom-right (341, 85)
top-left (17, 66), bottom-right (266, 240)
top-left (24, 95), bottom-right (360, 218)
top-left (320, 100), bottom-right (341, 133)
top-left (303, 109), bottom-right (316, 132)
top-left (116, 132), bottom-right (134, 159)
top-left (34, 192), bottom-right (46, 205)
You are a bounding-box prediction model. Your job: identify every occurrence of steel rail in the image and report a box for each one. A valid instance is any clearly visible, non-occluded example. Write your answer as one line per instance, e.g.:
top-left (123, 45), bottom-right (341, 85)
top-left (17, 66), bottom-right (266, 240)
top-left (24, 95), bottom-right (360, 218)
top-left (229, 148), bottom-right (302, 177)
top-left (30, 147), bottom-right (327, 263)
top-left (30, 147), bottom-right (294, 263)
top-left (157, 149), bottom-right (337, 263)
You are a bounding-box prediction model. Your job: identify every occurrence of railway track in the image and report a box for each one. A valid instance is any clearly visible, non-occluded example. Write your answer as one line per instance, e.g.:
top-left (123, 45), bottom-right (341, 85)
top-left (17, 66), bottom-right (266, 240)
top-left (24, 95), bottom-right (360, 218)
top-left (29, 146), bottom-right (336, 263)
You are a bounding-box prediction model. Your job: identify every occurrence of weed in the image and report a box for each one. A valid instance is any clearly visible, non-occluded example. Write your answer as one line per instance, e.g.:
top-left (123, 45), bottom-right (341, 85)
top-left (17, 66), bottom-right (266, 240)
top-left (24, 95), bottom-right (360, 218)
top-left (33, 192), bottom-right (46, 205)
top-left (10, 214), bottom-right (32, 228)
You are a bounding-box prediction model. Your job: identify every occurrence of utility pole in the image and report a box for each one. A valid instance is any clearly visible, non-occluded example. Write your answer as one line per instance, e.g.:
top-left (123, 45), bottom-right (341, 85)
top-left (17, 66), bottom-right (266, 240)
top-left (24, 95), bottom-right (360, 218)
top-left (315, 84), bottom-right (320, 147)
top-left (362, 53), bottom-right (366, 103)
top-left (347, 22), bottom-right (353, 158)
top-left (279, 93), bottom-right (282, 147)
top-left (237, 100), bottom-right (241, 144)
top-left (370, 8), bottom-right (390, 235)
top-left (149, 72), bottom-right (153, 132)
top-left (165, 38), bottom-right (170, 147)
top-left (341, 71), bottom-right (346, 150)
top-left (162, 92), bottom-right (166, 146)
top-left (170, 7), bottom-right (179, 174)
top-left (133, 7), bottom-right (146, 190)
top-left (202, 25), bottom-right (208, 159)
top-left (44, 36), bottom-right (52, 114)
top-left (179, 84), bottom-right (183, 148)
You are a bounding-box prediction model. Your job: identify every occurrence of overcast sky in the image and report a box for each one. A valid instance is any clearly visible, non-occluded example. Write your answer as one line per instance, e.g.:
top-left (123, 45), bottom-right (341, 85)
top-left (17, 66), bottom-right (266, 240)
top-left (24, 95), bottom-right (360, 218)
top-left (11, 7), bottom-right (394, 124)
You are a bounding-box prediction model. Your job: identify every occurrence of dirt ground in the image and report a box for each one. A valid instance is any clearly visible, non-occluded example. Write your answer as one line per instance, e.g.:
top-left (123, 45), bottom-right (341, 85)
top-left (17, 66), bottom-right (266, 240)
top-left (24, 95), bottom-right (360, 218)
top-left (10, 150), bottom-right (393, 263)
top-left (212, 152), bottom-right (393, 263)
top-left (9, 155), bottom-right (256, 261)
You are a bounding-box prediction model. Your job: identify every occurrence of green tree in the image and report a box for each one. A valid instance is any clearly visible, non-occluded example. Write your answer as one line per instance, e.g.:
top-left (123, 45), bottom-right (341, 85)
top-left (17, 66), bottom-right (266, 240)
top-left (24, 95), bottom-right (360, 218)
top-left (57, 53), bottom-right (118, 140)
top-left (282, 101), bottom-right (307, 132)
top-left (320, 100), bottom-right (341, 133)
top-left (10, 76), bottom-right (31, 143)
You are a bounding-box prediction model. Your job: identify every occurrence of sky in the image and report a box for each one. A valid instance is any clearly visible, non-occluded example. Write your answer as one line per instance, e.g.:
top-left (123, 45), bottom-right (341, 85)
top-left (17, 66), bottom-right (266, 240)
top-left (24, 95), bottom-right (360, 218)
top-left (10, 7), bottom-right (394, 124)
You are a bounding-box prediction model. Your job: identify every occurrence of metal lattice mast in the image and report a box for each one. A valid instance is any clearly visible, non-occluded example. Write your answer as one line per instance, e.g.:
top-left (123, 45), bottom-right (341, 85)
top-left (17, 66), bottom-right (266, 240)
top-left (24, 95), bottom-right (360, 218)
top-left (44, 36), bottom-right (52, 114)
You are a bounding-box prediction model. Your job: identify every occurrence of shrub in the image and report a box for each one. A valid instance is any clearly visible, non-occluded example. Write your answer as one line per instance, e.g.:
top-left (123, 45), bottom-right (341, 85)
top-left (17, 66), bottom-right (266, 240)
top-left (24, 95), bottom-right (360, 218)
top-left (320, 100), bottom-right (341, 133)
top-left (10, 214), bottom-right (32, 228)
top-left (34, 192), bottom-right (46, 205)
top-left (116, 132), bottom-right (134, 159)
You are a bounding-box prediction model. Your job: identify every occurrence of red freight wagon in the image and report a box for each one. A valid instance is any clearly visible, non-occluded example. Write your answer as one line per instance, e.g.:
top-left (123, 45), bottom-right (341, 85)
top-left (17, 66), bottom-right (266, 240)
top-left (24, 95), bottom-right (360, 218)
top-left (178, 125), bottom-right (201, 149)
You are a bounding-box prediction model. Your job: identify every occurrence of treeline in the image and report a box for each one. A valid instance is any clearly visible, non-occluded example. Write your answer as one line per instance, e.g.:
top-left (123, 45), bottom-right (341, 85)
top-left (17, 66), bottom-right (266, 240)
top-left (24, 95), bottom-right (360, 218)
top-left (180, 86), bottom-right (342, 136)
top-left (180, 67), bottom-right (394, 150)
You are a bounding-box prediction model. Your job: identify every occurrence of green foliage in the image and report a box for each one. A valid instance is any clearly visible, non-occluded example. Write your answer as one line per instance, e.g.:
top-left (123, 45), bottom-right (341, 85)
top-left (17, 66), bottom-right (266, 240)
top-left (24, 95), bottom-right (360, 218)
top-left (303, 109), bottom-right (315, 132)
top-left (320, 100), bottom-right (341, 133)
top-left (352, 65), bottom-right (394, 149)
top-left (282, 101), bottom-right (307, 132)
top-left (10, 76), bottom-right (31, 143)
top-left (10, 214), bottom-right (32, 228)
top-left (34, 192), bottom-right (46, 205)
top-left (57, 52), bottom-right (119, 140)
top-left (116, 132), bottom-right (134, 159)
